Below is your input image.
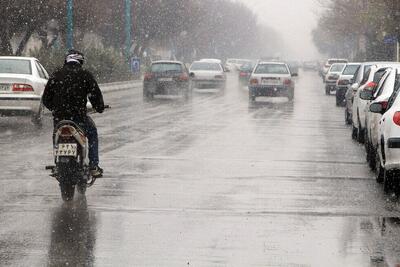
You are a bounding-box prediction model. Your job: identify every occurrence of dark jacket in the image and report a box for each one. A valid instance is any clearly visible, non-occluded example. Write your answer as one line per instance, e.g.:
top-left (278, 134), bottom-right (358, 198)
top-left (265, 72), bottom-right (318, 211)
top-left (42, 62), bottom-right (104, 120)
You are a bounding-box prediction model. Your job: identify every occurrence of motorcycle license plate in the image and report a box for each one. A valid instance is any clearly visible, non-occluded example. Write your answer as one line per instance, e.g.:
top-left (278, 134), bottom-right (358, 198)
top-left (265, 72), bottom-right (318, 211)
top-left (55, 144), bottom-right (77, 157)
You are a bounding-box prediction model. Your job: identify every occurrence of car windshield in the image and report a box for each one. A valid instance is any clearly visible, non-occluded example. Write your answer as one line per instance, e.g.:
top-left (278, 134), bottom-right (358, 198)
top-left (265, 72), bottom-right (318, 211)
top-left (342, 65), bottom-right (359, 75)
top-left (190, 62), bottom-right (222, 71)
top-left (151, 63), bottom-right (182, 73)
top-left (330, 64), bottom-right (345, 72)
top-left (0, 59), bottom-right (32, 75)
top-left (254, 64), bottom-right (289, 74)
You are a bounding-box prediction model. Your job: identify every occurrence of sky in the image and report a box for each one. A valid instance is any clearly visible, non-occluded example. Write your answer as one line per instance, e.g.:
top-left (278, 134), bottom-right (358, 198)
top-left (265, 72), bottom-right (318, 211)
top-left (237, 0), bottom-right (322, 60)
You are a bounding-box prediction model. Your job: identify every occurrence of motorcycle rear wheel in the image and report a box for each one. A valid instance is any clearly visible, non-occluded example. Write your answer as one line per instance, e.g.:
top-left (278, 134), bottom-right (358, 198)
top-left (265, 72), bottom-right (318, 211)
top-left (60, 183), bottom-right (75, 201)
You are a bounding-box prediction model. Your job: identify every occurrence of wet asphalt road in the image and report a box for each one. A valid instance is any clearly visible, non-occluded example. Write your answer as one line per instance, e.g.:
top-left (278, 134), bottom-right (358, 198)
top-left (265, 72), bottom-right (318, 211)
top-left (1, 70), bottom-right (400, 266)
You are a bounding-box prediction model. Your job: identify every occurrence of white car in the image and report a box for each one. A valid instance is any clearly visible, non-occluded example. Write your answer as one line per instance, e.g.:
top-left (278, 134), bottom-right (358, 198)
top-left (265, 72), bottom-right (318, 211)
top-left (189, 60), bottom-right (226, 89)
top-left (352, 62), bottom-right (400, 143)
top-left (0, 56), bottom-right (49, 126)
top-left (373, 82), bottom-right (400, 191)
top-left (344, 63), bottom-right (373, 125)
top-left (322, 58), bottom-right (348, 81)
top-left (248, 61), bottom-right (296, 102)
top-left (362, 67), bottom-right (394, 169)
top-left (335, 63), bottom-right (360, 106)
top-left (324, 63), bottom-right (346, 95)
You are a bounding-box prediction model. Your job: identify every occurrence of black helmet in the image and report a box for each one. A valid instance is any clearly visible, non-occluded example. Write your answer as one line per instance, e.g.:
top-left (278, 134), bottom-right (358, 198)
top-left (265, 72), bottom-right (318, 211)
top-left (65, 49), bottom-right (85, 65)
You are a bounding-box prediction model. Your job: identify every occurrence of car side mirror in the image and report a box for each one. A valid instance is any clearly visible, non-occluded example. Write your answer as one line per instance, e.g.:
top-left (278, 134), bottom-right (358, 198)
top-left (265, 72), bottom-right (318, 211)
top-left (349, 78), bottom-right (354, 84)
top-left (291, 73), bottom-right (298, 77)
top-left (360, 89), bottom-right (374, 100)
top-left (189, 72), bottom-right (195, 78)
top-left (224, 68), bottom-right (230, 73)
top-left (370, 102), bottom-right (386, 114)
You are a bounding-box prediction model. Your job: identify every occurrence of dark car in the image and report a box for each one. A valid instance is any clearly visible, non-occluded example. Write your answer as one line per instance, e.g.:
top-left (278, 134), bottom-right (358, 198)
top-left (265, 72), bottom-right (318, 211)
top-left (143, 60), bottom-right (191, 101)
top-left (238, 61), bottom-right (256, 86)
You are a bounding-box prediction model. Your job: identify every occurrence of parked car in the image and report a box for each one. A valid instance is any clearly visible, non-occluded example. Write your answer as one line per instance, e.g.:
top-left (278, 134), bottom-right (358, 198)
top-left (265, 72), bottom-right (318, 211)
top-left (248, 61), bottom-right (297, 102)
top-left (143, 60), bottom-right (191, 100)
top-left (372, 81), bottom-right (400, 191)
top-left (189, 60), bottom-right (227, 90)
top-left (0, 56), bottom-right (49, 126)
top-left (352, 63), bottom-right (400, 143)
top-left (322, 58), bottom-right (348, 81)
top-left (324, 63), bottom-right (346, 95)
top-left (345, 62), bottom-right (375, 125)
top-left (361, 67), bottom-right (397, 170)
top-left (335, 63), bottom-right (360, 106)
top-left (238, 61), bottom-right (256, 86)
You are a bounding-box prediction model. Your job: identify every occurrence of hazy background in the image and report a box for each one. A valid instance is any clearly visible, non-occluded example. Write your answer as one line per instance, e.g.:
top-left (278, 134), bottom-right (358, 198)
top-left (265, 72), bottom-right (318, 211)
top-left (237, 0), bottom-right (322, 60)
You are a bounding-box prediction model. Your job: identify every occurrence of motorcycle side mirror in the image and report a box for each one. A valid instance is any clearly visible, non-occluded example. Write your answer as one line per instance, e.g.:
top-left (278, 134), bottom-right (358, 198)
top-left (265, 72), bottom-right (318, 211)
top-left (351, 83), bottom-right (359, 91)
top-left (360, 89), bottom-right (374, 100)
top-left (370, 102), bottom-right (386, 114)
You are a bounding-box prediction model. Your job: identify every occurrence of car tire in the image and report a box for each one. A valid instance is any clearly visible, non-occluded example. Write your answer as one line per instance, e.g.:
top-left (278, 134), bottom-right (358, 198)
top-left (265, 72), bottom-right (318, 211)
top-left (335, 95), bottom-right (340, 106)
top-left (249, 88), bottom-right (256, 102)
top-left (288, 88), bottom-right (294, 101)
top-left (376, 150), bottom-right (384, 183)
top-left (352, 125), bottom-right (358, 140)
top-left (345, 110), bottom-right (352, 125)
top-left (31, 104), bottom-right (43, 128)
top-left (143, 88), bottom-right (154, 101)
top-left (367, 142), bottom-right (376, 171)
top-left (356, 115), bottom-right (365, 144)
top-left (384, 169), bottom-right (395, 193)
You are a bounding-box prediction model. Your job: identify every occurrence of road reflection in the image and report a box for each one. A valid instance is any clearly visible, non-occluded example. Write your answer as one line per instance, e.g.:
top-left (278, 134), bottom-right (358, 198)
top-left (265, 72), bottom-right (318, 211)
top-left (47, 196), bottom-right (96, 267)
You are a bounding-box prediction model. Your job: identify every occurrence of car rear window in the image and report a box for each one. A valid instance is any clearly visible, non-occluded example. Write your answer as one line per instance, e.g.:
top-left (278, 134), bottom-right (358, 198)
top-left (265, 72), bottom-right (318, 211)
top-left (0, 59), bottom-right (32, 75)
top-left (330, 64), bottom-right (345, 72)
top-left (343, 65), bottom-right (360, 75)
top-left (254, 64), bottom-right (289, 74)
top-left (151, 63), bottom-right (182, 73)
top-left (190, 62), bottom-right (222, 71)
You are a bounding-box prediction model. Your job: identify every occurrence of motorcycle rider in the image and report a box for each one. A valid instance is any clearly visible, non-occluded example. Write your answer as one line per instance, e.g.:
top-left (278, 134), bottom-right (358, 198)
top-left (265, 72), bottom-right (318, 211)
top-left (42, 49), bottom-right (105, 178)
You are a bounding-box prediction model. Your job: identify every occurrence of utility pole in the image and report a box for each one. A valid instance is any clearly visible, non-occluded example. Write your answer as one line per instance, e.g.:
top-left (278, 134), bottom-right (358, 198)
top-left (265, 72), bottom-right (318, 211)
top-left (66, 0), bottom-right (74, 50)
top-left (125, 0), bottom-right (132, 60)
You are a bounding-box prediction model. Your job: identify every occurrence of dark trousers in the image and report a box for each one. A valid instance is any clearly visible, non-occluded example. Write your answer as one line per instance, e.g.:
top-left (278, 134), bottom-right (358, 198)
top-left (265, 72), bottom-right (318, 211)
top-left (54, 116), bottom-right (99, 166)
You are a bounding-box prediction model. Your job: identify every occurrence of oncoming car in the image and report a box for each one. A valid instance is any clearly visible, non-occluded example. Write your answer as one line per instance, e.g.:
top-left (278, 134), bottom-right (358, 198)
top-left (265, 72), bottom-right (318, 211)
top-left (248, 62), bottom-right (297, 102)
top-left (189, 61), bottom-right (226, 90)
top-left (143, 60), bottom-right (191, 100)
top-left (0, 56), bottom-right (49, 126)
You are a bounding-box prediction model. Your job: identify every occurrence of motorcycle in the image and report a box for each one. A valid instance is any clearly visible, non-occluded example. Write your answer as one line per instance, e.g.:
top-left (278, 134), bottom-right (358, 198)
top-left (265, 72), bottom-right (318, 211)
top-left (46, 106), bottom-right (109, 201)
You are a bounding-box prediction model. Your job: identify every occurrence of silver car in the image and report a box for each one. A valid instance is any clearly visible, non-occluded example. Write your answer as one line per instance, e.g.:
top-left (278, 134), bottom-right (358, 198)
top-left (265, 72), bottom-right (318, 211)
top-left (0, 57), bottom-right (49, 126)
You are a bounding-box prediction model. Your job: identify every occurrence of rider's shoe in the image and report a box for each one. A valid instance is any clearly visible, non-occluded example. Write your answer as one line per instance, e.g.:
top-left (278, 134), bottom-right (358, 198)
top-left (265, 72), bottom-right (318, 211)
top-left (90, 166), bottom-right (103, 178)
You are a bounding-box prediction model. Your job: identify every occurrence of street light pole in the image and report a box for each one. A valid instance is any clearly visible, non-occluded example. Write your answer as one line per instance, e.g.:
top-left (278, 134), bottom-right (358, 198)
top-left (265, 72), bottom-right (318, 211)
top-left (125, 0), bottom-right (132, 60)
top-left (66, 0), bottom-right (74, 50)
